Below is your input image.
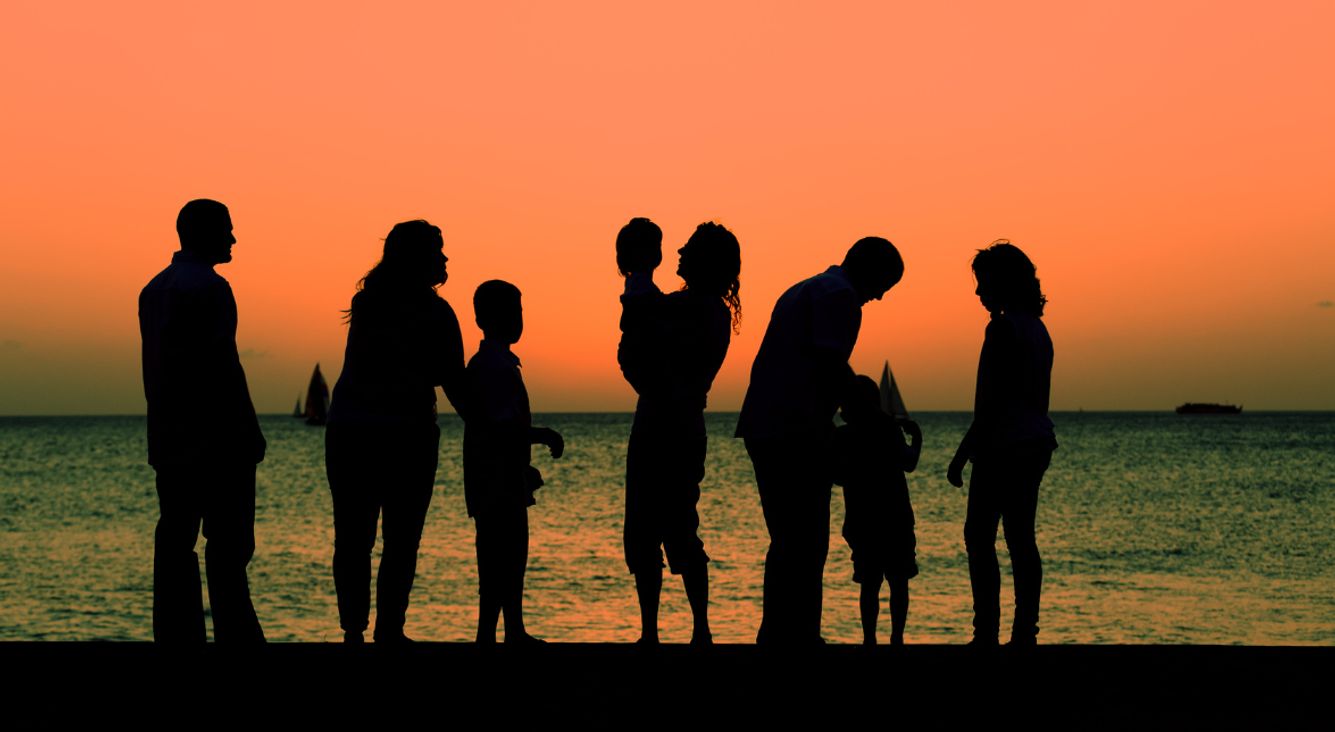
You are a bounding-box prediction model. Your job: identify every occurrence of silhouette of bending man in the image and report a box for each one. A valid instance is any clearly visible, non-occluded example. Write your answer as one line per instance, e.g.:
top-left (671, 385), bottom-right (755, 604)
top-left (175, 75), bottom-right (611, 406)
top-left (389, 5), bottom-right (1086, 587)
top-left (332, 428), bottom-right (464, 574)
top-left (736, 237), bottom-right (904, 645)
top-left (139, 199), bottom-right (266, 644)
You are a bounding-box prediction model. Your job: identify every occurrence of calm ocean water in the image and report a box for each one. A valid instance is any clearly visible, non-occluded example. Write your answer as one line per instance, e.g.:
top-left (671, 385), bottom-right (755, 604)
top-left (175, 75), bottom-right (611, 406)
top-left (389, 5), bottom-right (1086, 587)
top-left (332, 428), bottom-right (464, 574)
top-left (1, 412), bottom-right (1332, 644)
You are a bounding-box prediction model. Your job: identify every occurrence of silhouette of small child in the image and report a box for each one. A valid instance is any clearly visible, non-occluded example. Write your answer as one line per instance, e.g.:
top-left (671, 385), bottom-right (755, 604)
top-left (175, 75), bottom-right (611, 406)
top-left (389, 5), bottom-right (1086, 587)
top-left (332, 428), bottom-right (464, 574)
top-left (833, 375), bottom-right (922, 646)
top-left (616, 217), bottom-right (664, 391)
top-left (464, 280), bottom-right (564, 645)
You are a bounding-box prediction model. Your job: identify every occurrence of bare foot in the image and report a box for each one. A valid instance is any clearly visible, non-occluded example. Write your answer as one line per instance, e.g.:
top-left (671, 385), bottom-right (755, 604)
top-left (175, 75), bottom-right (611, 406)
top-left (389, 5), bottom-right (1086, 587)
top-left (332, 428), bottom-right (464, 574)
top-left (505, 631), bottom-right (547, 646)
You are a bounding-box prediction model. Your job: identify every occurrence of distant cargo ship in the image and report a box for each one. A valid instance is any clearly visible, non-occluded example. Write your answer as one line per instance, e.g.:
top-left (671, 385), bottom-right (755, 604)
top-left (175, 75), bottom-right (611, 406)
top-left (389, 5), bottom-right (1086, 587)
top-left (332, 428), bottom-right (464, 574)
top-left (1176, 403), bottom-right (1242, 415)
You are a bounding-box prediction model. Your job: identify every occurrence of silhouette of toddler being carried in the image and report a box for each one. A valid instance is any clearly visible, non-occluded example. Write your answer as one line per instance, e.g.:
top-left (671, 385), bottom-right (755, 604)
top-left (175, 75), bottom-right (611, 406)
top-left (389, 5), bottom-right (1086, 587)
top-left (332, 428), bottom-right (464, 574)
top-left (833, 375), bottom-right (922, 646)
top-left (616, 217), bottom-right (664, 394)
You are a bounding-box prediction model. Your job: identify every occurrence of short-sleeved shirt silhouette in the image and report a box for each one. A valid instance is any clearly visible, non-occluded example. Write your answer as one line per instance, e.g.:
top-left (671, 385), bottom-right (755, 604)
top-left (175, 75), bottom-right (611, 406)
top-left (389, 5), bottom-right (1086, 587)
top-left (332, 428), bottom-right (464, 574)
top-left (833, 414), bottom-right (918, 582)
top-left (463, 339), bottom-right (535, 518)
top-left (736, 265), bottom-right (861, 441)
top-left (139, 250), bottom-right (263, 466)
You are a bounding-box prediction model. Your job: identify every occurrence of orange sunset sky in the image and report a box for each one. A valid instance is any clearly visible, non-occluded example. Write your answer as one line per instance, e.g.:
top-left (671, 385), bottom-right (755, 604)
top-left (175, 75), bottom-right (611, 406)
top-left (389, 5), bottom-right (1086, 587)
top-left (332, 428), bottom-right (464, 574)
top-left (2, 1), bottom-right (1333, 415)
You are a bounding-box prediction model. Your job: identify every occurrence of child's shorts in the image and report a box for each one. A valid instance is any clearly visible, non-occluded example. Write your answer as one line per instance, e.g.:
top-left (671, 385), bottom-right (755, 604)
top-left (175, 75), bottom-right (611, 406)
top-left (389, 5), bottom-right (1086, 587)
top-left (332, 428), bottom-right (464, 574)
top-left (848, 531), bottom-right (918, 584)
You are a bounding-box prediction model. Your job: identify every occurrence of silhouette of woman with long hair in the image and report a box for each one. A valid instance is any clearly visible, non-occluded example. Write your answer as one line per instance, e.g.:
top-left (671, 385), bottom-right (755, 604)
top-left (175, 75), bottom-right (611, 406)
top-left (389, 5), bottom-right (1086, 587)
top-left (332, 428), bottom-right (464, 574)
top-left (325, 220), bottom-right (467, 644)
top-left (947, 240), bottom-right (1056, 647)
top-left (620, 221), bottom-right (741, 645)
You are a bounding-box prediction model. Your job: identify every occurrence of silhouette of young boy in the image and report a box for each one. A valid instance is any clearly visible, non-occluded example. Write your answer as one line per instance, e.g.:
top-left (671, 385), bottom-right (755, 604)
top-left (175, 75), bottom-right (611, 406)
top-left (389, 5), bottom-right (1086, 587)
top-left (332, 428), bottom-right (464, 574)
top-left (464, 280), bottom-right (564, 645)
top-left (616, 217), bottom-right (663, 394)
top-left (833, 375), bottom-right (921, 646)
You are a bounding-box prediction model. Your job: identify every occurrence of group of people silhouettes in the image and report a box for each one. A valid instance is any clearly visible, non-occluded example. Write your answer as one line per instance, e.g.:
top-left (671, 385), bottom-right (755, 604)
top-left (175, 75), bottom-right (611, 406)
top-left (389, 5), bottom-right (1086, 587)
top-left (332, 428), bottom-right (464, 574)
top-left (139, 199), bottom-right (1055, 648)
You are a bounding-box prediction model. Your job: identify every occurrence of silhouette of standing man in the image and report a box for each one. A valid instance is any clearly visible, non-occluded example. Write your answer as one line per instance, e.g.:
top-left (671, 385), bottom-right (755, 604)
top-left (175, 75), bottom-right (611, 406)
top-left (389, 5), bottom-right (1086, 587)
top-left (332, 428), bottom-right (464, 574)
top-left (139, 199), bottom-right (266, 644)
top-left (737, 237), bottom-right (903, 645)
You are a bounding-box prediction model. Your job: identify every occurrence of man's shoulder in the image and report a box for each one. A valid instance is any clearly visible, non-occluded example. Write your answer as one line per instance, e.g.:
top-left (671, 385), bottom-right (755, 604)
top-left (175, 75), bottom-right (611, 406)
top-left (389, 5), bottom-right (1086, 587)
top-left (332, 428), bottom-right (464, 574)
top-left (142, 259), bottom-right (229, 296)
top-left (140, 265), bottom-right (174, 297)
top-left (811, 266), bottom-right (857, 297)
top-left (780, 266), bottom-right (854, 303)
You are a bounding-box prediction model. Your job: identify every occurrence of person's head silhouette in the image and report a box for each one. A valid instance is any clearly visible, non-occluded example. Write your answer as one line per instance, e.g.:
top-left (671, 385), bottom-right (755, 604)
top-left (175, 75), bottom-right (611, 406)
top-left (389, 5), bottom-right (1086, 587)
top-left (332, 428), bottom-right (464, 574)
top-left (358, 220), bottom-right (447, 294)
top-left (839, 374), bottom-right (882, 426)
top-left (176, 199), bottom-right (235, 264)
top-left (616, 217), bottom-right (663, 276)
top-left (474, 280), bottom-right (523, 345)
top-left (972, 240), bottom-right (1046, 316)
top-left (678, 221), bottom-right (743, 330)
top-left (841, 237), bottom-right (904, 304)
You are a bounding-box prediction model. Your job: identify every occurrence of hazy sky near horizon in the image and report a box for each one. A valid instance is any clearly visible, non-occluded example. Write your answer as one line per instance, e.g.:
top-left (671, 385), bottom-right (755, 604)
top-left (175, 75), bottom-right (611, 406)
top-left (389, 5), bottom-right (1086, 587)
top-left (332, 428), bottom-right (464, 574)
top-left (3, 1), bottom-right (1334, 415)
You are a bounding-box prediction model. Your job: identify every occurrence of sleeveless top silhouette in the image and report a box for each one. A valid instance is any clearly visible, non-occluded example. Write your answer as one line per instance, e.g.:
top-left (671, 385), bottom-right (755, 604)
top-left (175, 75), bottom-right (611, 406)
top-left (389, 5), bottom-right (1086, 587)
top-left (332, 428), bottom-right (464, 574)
top-left (327, 290), bottom-right (465, 428)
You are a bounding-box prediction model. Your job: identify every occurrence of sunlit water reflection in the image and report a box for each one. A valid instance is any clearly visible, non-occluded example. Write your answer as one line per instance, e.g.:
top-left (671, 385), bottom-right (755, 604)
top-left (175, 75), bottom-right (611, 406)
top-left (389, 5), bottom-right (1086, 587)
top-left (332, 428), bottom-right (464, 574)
top-left (2, 413), bottom-right (1332, 644)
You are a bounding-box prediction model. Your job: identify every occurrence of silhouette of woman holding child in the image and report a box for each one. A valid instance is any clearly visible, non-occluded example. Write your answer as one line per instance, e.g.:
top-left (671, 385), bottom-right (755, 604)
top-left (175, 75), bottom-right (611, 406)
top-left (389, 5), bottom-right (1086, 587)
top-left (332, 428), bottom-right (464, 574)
top-left (617, 219), bottom-right (742, 645)
top-left (325, 220), bottom-right (468, 644)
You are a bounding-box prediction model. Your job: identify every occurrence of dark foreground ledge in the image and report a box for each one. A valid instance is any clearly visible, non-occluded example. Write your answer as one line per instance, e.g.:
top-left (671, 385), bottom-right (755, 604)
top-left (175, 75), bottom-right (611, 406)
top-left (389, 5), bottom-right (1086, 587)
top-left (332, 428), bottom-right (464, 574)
top-left (5, 643), bottom-right (1330, 726)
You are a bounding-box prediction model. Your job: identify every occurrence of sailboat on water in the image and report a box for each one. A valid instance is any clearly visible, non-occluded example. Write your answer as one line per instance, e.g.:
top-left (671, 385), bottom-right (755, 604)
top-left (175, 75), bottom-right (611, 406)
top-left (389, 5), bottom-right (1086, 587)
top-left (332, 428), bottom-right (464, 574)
top-left (302, 364), bottom-right (330, 426)
top-left (879, 360), bottom-right (909, 419)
